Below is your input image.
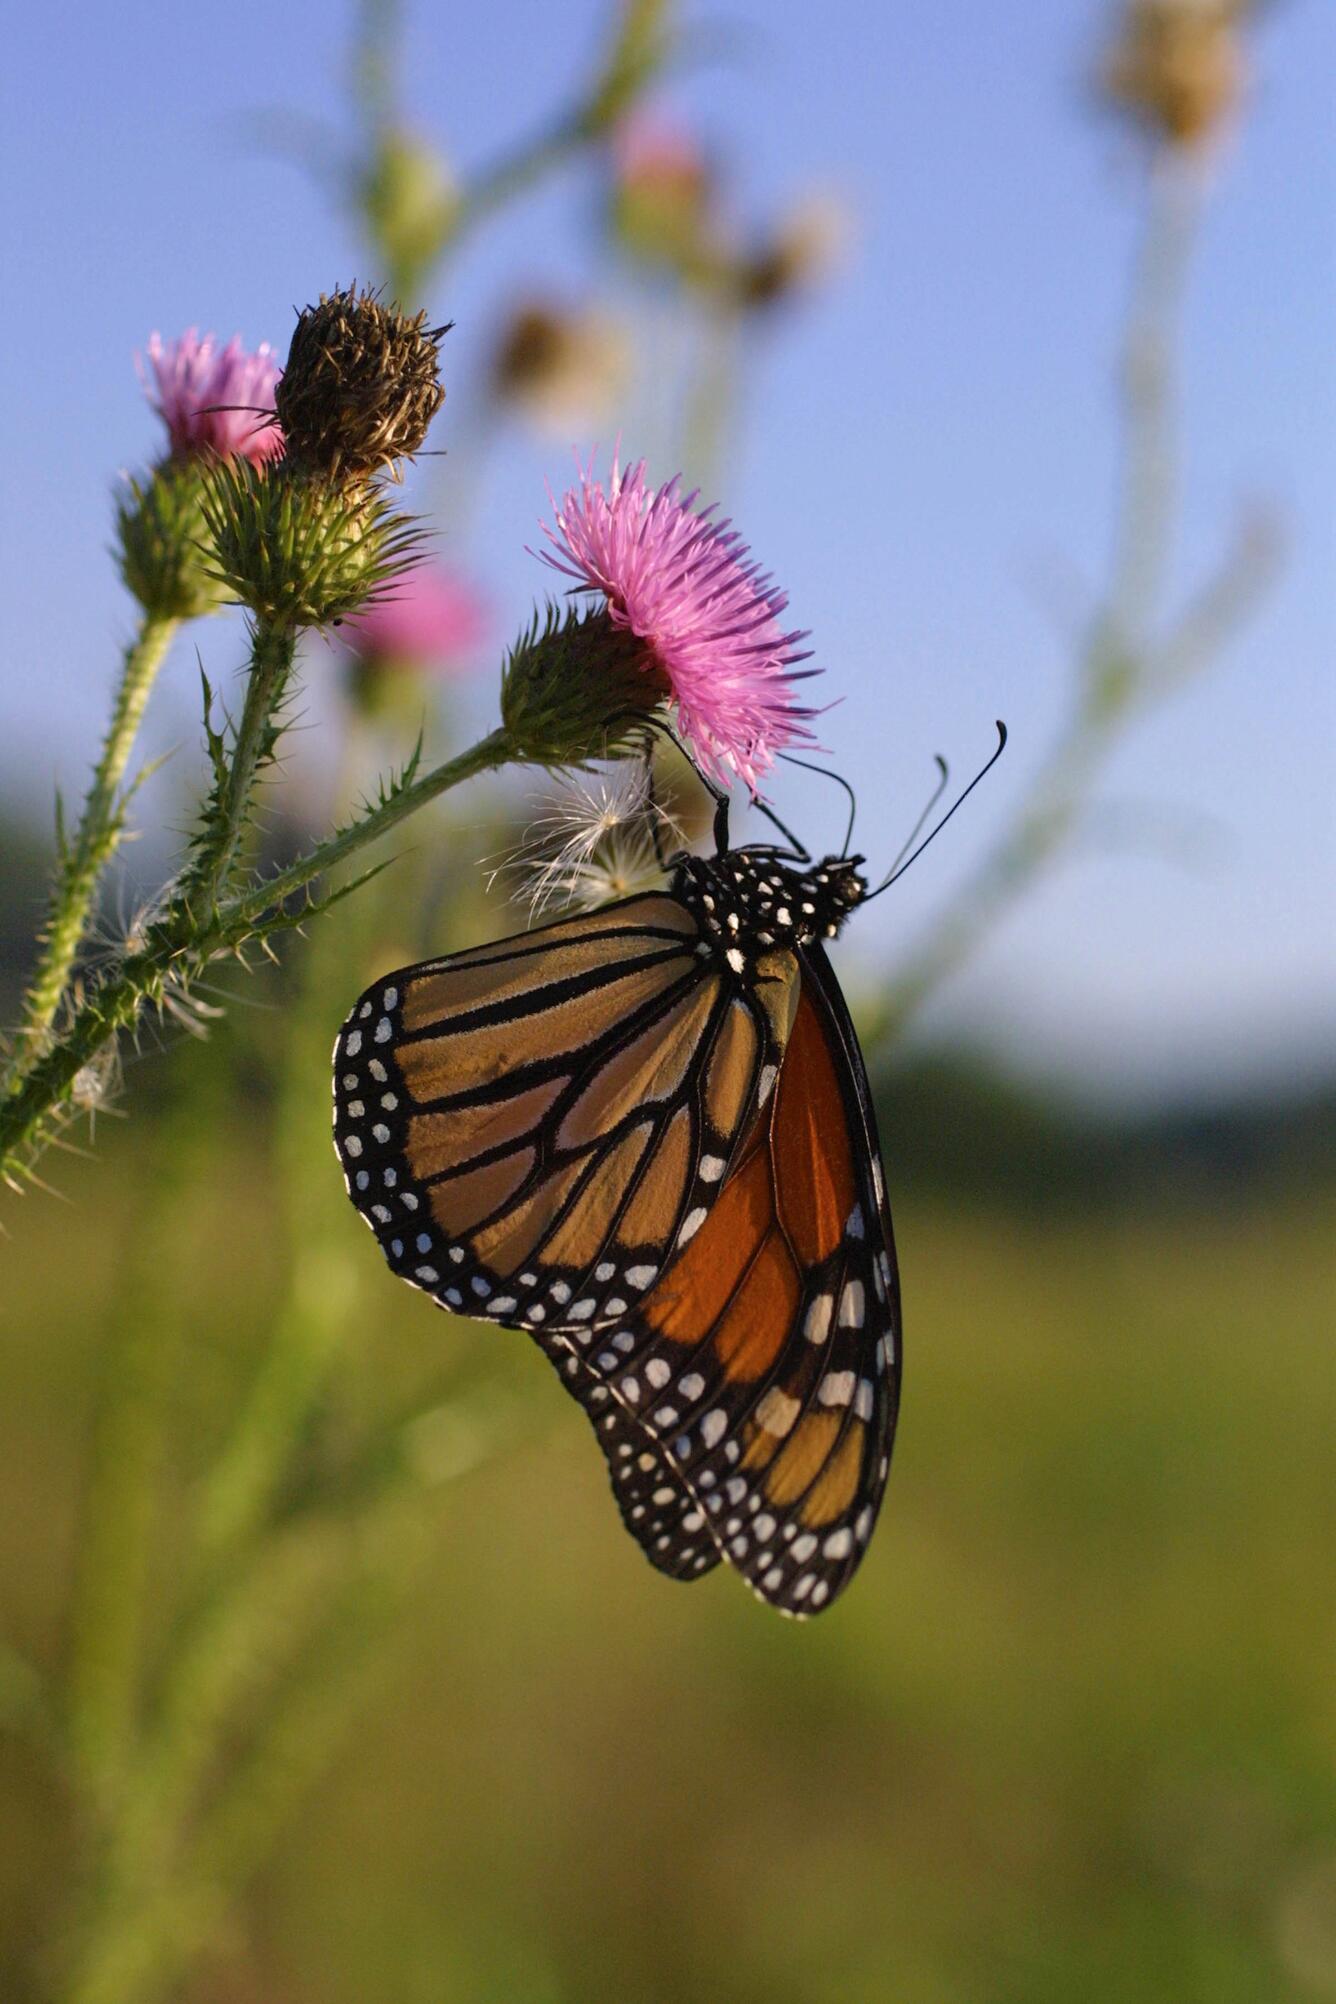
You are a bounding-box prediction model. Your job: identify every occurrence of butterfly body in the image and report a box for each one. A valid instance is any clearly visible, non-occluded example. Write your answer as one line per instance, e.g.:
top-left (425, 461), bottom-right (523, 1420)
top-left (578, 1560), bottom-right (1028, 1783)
top-left (671, 847), bottom-right (867, 971)
top-left (333, 836), bottom-right (899, 1616)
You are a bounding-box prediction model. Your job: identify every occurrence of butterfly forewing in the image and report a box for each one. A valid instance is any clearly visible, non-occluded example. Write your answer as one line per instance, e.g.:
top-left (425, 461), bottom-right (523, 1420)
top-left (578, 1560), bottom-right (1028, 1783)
top-left (332, 895), bottom-right (794, 1337)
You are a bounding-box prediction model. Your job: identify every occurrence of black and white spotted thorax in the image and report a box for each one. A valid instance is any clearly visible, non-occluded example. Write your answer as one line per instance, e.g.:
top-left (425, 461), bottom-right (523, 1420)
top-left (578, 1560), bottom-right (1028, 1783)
top-left (671, 849), bottom-right (867, 977)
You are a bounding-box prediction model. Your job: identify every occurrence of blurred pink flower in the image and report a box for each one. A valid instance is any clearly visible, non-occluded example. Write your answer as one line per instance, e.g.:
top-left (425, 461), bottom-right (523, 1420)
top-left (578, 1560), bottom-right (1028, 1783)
top-left (343, 564), bottom-right (489, 671)
top-left (538, 454), bottom-right (817, 792)
top-left (612, 112), bottom-right (708, 193)
top-left (140, 329), bottom-right (283, 464)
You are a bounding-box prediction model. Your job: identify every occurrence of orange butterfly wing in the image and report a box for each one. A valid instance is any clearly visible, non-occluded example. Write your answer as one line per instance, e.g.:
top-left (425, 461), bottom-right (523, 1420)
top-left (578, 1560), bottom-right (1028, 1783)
top-left (547, 954), bottom-right (900, 1616)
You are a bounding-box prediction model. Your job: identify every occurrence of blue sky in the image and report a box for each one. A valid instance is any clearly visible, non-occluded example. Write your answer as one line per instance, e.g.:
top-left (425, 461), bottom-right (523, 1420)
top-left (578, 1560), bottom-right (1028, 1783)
top-left (1, 0), bottom-right (1332, 1100)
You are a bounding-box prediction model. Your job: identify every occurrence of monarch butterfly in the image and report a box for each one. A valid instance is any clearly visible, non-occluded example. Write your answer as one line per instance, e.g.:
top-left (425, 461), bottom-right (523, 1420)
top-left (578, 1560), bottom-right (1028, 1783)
top-left (332, 735), bottom-right (1003, 1616)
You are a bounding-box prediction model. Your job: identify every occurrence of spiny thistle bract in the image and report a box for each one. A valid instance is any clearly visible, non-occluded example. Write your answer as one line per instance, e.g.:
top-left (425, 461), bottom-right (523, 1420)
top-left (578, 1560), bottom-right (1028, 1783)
top-left (117, 460), bottom-right (231, 621)
top-left (499, 600), bottom-right (670, 767)
top-left (198, 461), bottom-right (429, 629)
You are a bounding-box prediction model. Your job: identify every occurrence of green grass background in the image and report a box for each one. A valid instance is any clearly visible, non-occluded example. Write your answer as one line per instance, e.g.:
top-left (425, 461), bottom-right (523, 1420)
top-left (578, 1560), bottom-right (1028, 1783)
top-left (2, 1088), bottom-right (1331, 2003)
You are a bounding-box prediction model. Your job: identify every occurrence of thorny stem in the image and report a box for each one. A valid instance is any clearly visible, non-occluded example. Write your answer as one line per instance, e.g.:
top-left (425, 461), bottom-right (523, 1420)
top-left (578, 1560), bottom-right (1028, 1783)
top-left (226, 725), bottom-right (513, 927)
top-left (190, 804), bottom-right (380, 1585)
top-left (193, 619), bottom-right (298, 910)
top-left (0, 729), bottom-right (513, 1175)
top-left (4, 614), bottom-right (177, 1089)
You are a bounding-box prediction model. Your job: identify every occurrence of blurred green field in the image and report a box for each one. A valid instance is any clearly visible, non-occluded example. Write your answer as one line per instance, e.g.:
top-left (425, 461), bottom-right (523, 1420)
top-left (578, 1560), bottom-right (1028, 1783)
top-left (3, 1105), bottom-right (1332, 2003)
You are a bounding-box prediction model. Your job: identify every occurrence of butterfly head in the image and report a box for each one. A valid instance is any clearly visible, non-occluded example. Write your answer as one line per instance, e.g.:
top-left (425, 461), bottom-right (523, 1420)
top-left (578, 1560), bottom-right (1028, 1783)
top-left (672, 847), bottom-right (867, 976)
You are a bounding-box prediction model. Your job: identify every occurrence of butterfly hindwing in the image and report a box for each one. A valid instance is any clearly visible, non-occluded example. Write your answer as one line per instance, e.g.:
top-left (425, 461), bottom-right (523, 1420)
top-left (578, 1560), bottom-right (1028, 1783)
top-left (531, 1327), bottom-right (722, 1581)
top-left (534, 956), bottom-right (900, 1616)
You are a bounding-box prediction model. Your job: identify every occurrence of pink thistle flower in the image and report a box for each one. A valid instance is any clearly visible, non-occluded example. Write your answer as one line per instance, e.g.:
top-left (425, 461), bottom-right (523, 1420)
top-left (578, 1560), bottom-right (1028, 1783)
top-left (342, 564), bottom-right (489, 671)
top-left (140, 329), bottom-right (283, 465)
top-left (537, 454), bottom-right (817, 792)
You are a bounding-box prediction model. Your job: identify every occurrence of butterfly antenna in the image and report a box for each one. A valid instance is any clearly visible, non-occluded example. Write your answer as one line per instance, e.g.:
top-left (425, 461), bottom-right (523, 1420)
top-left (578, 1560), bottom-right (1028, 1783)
top-left (778, 753), bottom-right (858, 857)
top-left (886, 754), bottom-right (950, 878)
top-left (865, 722), bottom-right (1008, 899)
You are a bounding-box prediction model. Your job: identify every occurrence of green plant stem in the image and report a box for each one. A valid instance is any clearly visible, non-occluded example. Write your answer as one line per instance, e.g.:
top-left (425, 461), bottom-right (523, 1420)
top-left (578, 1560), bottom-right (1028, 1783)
top-left (1105, 162), bottom-right (1198, 662)
top-left (226, 724), bottom-right (513, 928)
top-left (191, 845), bottom-right (379, 1582)
top-left (681, 304), bottom-right (743, 495)
top-left (0, 1639), bottom-right (58, 1753)
top-left (61, 1459), bottom-right (447, 2004)
top-left (0, 722), bottom-right (511, 1174)
top-left (197, 619), bottom-right (298, 907)
top-left (5, 614), bottom-right (177, 1088)
top-left (64, 1069), bottom-right (226, 1822)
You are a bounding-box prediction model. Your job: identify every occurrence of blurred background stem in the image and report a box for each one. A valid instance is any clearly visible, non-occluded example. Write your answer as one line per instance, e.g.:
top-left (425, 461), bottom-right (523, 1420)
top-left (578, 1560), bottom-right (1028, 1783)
top-left (190, 730), bottom-right (383, 1584)
top-left (64, 1069), bottom-right (229, 1826)
top-left (878, 160), bottom-right (1225, 1039)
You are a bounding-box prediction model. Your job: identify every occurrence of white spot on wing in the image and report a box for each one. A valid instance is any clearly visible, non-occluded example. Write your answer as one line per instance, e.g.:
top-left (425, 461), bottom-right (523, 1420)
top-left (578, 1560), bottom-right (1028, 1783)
top-left (804, 1293), bottom-right (833, 1345)
top-left (818, 1370), bottom-right (856, 1408)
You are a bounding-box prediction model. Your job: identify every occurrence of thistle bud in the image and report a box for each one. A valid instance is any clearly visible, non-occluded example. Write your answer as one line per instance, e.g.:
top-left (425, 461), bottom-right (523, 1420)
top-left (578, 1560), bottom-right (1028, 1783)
top-left (116, 460), bottom-right (229, 621)
top-left (274, 286), bottom-right (448, 484)
top-left (609, 114), bottom-right (714, 274)
top-left (362, 135), bottom-right (461, 303)
top-left (198, 286), bottom-right (449, 629)
top-left (500, 603), bottom-right (669, 766)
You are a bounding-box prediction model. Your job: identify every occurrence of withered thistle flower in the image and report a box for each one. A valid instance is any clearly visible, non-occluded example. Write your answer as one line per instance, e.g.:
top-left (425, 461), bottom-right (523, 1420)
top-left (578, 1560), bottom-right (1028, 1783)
top-left (489, 300), bottom-right (628, 435)
top-left (734, 195), bottom-right (852, 312)
top-left (1102, 0), bottom-right (1248, 151)
top-left (274, 285), bottom-right (448, 483)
